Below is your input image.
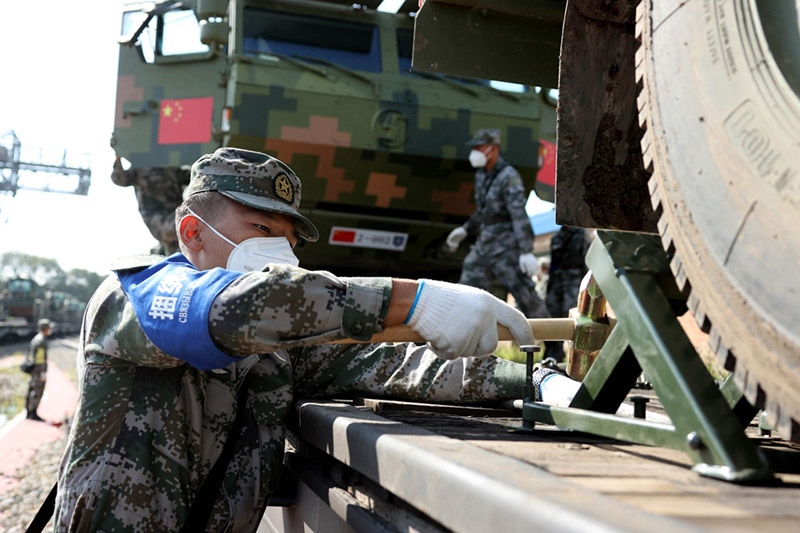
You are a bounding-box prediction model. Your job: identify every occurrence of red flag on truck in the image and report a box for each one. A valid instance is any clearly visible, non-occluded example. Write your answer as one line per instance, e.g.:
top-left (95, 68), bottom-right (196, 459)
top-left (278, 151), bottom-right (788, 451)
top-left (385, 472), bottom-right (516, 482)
top-left (157, 97), bottom-right (213, 144)
top-left (537, 139), bottom-right (556, 186)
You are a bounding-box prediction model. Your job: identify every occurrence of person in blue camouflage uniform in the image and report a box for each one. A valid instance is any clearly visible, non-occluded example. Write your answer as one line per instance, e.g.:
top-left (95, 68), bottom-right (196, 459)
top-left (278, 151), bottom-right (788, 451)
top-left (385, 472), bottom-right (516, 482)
top-left (55, 148), bottom-right (535, 532)
top-left (25, 318), bottom-right (51, 421)
top-left (446, 128), bottom-right (550, 319)
top-left (544, 226), bottom-right (592, 361)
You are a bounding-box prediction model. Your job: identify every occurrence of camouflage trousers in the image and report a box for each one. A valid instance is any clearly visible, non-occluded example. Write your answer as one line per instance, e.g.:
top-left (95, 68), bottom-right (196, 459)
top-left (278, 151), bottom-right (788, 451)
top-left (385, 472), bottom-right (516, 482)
top-left (137, 189), bottom-right (182, 255)
top-left (26, 365), bottom-right (46, 414)
top-left (134, 169), bottom-right (190, 255)
top-left (545, 269), bottom-right (586, 319)
top-left (544, 269), bottom-right (585, 361)
top-left (138, 204), bottom-right (180, 254)
top-left (459, 247), bottom-right (550, 318)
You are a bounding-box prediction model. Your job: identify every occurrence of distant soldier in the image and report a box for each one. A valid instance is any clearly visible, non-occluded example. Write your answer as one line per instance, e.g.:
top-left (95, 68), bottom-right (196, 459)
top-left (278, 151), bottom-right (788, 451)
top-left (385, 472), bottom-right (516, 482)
top-left (446, 128), bottom-right (549, 319)
top-left (544, 226), bottom-right (592, 361)
top-left (25, 319), bottom-right (51, 421)
top-left (111, 155), bottom-right (190, 255)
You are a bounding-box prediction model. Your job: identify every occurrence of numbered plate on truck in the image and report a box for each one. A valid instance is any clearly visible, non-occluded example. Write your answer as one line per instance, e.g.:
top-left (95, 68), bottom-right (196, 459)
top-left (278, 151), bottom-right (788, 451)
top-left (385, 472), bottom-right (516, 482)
top-left (329, 227), bottom-right (408, 251)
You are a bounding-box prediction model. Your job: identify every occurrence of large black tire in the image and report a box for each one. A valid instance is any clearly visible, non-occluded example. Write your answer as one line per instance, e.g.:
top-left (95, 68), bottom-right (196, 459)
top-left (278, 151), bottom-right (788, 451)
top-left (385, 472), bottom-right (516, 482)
top-left (636, 0), bottom-right (800, 439)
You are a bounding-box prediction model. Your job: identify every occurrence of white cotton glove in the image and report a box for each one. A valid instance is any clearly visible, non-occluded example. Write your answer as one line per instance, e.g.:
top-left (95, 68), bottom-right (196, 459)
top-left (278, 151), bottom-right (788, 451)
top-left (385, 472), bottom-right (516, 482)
top-left (445, 227), bottom-right (468, 251)
top-left (407, 279), bottom-right (535, 359)
top-left (519, 252), bottom-right (539, 277)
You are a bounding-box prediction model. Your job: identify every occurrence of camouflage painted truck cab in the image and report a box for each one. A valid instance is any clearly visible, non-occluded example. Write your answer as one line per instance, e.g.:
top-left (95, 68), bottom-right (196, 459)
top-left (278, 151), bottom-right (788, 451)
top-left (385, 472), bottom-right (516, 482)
top-left (113, 0), bottom-right (550, 277)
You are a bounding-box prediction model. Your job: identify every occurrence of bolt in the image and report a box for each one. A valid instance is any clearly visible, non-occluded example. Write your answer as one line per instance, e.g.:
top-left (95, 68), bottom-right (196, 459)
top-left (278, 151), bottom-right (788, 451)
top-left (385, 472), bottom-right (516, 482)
top-left (686, 432), bottom-right (703, 451)
top-left (520, 345), bottom-right (539, 402)
top-left (629, 396), bottom-right (649, 419)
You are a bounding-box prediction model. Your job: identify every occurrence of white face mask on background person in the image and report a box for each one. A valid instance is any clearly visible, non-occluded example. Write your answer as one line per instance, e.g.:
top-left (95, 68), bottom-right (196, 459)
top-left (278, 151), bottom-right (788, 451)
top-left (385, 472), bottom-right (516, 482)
top-left (468, 148), bottom-right (488, 168)
top-left (185, 209), bottom-right (300, 271)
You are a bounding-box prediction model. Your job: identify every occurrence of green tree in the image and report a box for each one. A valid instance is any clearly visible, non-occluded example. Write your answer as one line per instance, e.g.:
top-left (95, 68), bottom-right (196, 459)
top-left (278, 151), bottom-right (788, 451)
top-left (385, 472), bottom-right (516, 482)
top-left (0, 252), bottom-right (63, 286)
top-left (54, 268), bottom-right (106, 302)
top-left (0, 252), bottom-right (104, 303)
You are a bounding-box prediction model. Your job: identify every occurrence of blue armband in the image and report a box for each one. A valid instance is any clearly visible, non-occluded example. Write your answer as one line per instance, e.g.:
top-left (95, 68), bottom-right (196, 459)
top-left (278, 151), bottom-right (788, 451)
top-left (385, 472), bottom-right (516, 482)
top-left (116, 254), bottom-right (242, 370)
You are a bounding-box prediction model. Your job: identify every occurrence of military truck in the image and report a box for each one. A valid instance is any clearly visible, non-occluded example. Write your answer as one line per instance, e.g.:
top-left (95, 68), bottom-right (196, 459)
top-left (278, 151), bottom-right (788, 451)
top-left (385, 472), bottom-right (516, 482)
top-left (106, 1), bottom-right (800, 531)
top-left (0, 279), bottom-right (39, 342)
top-left (0, 279), bottom-right (85, 341)
top-left (259, 0), bottom-right (800, 531)
top-left (112, 0), bottom-right (557, 277)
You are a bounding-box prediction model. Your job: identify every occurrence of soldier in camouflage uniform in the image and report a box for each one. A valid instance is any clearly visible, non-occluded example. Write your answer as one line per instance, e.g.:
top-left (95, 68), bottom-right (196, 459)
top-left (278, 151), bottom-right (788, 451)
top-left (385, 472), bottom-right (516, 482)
top-left (446, 129), bottom-right (550, 319)
top-left (111, 155), bottom-right (191, 255)
top-left (56, 148), bottom-right (534, 532)
top-left (544, 226), bottom-right (591, 361)
top-left (25, 319), bottom-right (51, 421)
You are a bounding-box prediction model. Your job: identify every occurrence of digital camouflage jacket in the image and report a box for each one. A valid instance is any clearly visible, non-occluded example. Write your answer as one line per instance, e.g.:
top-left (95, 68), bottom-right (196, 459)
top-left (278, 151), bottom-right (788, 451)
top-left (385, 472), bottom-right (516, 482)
top-left (55, 256), bottom-right (525, 532)
top-left (462, 157), bottom-right (536, 257)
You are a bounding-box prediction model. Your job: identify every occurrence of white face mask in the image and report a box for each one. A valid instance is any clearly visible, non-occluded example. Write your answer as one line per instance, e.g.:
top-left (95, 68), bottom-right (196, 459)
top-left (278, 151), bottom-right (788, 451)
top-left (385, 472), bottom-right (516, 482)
top-left (185, 209), bottom-right (300, 272)
top-left (468, 149), bottom-right (488, 168)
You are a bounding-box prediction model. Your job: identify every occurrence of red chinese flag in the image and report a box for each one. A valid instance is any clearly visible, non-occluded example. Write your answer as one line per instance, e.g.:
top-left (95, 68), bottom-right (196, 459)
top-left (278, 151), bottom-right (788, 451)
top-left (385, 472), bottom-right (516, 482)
top-left (157, 97), bottom-right (214, 144)
top-left (537, 139), bottom-right (556, 186)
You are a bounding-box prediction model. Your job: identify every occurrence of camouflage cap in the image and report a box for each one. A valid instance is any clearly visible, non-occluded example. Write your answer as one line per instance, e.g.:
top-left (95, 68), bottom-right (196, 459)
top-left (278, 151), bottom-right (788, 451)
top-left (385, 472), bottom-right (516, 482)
top-left (465, 128), bottom-right (501, 147)
top-left (186, 148), bottom-right (319, 242)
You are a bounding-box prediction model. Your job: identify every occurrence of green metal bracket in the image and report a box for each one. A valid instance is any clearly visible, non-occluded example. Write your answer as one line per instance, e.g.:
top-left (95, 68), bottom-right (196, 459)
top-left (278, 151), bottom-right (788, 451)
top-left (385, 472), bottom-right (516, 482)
top-left (522, 231), bottom-right (774, 483)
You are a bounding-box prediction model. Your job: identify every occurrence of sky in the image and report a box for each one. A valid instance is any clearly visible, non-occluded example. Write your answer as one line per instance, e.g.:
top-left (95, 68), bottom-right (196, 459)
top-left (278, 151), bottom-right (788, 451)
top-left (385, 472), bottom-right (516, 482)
top-left (0, 1), bottom-right (158, 275)
top-left (0, 0), bottom-right (554, 276)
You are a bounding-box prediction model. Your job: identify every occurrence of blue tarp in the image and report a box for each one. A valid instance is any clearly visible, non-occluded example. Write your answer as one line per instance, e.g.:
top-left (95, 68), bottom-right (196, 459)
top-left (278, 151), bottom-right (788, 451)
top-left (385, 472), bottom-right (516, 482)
top-left (530, 208), bottom-right (560, 236)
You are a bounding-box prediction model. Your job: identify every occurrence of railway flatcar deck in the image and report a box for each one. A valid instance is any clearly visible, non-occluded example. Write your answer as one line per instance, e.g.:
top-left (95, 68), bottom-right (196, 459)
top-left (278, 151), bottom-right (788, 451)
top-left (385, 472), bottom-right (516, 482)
top-left (264, 396), bottom-right (800, 533)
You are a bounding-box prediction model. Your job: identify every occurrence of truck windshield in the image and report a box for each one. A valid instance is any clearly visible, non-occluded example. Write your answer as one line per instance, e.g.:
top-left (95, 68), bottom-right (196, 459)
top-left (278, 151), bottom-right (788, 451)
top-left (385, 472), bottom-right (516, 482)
top-left (161, 9), bottom-right (209, 56)
top-left (121, 7), bottom-right (208, 63)
top-left (121, 10), bottom-right (156, 63)
top-left (8, 280), bottom-right (32, 293)
top-left (397, 28), bottom-right (413, 72)
top-left (243, 8), bottom-right (381, 72)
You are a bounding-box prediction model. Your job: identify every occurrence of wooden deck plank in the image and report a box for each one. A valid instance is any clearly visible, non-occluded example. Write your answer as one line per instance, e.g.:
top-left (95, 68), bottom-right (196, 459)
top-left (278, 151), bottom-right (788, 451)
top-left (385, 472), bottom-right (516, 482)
top-left (375, 404), bottom-right (800, 530)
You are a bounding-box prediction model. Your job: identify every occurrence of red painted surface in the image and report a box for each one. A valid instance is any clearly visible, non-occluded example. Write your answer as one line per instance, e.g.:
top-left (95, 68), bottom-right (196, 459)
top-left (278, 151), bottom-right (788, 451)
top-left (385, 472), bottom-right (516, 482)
top-left (157, 97), bottom-right (214, 144)
top-left (537, 139), bottom-right (556, 187)
top-left (331, 229), bottom-right (357, 243)
top-left (0, 363), bottom-right (78, 503)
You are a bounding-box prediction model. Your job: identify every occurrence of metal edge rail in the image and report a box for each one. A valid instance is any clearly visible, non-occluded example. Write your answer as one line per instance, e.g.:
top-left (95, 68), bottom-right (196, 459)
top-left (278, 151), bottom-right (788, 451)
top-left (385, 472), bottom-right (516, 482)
top-left (287, 400), bottom-right (708, 533)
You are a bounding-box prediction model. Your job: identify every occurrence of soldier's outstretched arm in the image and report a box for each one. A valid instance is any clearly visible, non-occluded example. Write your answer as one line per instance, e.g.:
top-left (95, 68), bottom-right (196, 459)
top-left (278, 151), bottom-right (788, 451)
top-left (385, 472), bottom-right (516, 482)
top-left (109, 258), bottom-right (531, 370)
top-left (204, 266), bottom-right (393, 359)
top-left (106, 261), bottom-right (392, 369)
top-left (208, 274), bottom-right (532, 362)
top-left (290, 341), bottom-right (527, 403)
